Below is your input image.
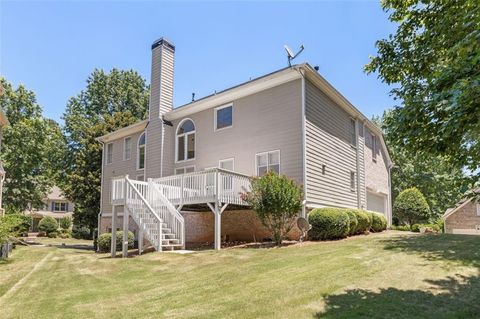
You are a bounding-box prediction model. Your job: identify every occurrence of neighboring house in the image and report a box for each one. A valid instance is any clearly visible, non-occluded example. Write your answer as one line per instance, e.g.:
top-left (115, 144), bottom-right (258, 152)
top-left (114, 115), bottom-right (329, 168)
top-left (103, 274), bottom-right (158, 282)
top-left (25, 186), bottom-right (74, 231)
top-left (0, 105), bottom-right (7, 218)
top-left (97, 37), bottom-right (393, 253)
top-left (443, 189), bottom-right (480, 235)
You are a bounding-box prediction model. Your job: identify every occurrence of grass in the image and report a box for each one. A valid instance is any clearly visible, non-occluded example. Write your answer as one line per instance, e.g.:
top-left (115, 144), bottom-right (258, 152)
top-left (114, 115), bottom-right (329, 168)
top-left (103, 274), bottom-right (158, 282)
top-left (1, 231), bottom-right (479, 318)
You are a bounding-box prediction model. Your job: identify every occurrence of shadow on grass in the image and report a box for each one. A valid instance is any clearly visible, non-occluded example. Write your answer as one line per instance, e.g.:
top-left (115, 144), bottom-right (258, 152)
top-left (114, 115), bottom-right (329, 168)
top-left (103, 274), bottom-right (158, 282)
top-left (50, 244), bottom-right (94, 251)
top-left (316, 275), bottom-right (480, 318)
top-left (380, 233), bottom-right (480, 267)
top-left (315, 234), bottom-right (480, 318)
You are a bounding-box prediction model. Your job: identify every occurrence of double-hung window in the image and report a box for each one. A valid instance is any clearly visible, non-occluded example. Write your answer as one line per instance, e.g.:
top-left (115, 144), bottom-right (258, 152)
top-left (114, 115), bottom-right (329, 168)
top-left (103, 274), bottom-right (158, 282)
top-left (350, 118), bottom-right (357, 147)
top-left (52, 202), bottom-right (67, 212)
top-left (372, 134), bottom-right (377, 162)
top-left (106, 143), bottom-right (113, 165)
top-left (256, 150), bottom-right (280, 176)
top-left (214, 104), bottom-right (233, 131)
top-left (124, 137), bottom-right (132, 160)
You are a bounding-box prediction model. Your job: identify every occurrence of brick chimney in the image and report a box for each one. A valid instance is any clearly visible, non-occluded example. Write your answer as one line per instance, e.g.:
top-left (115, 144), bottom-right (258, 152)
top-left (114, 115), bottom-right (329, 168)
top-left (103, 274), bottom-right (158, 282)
top-left (149, 38), bottom-right (175, 119)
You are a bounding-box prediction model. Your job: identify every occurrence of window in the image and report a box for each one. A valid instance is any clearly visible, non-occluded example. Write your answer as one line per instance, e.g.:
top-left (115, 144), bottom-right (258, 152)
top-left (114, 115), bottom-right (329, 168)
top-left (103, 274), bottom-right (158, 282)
top-left (106, 143), bottom-right (113, 164)
top-left (124, 137), bottom-right (132, 160)
top-left (137, 133), bottom-right (145, 170)
top-left (52, 202), bottom-right (68, 212)
top-left (219, 158), bottom-right (234, 171)
top-left (175, 166), bottom-right (195, 175)
top-left (256, 150), bottom-right (280, 176)
top-left (176, 119), bottom-right (195, 162)
top-left (350, 171), bottom-right (356, 191)
top-left (350, 118), bottom-right (357, 146)
top-left (372, 134), bottom-right (377, 162)
top-left (215, 104), bottom-right (233, 131)
top-left (476, 203), bottom-right (480, 216)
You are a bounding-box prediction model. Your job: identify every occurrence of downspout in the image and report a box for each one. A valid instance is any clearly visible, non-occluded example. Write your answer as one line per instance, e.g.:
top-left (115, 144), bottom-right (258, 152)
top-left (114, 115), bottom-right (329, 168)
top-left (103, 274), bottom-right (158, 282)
top-left (97, 139), bottom-right (105, 251)
top-left (355, 120), bottom-right (362, 209)
top-left (299, 67), bottom-right (308, 219)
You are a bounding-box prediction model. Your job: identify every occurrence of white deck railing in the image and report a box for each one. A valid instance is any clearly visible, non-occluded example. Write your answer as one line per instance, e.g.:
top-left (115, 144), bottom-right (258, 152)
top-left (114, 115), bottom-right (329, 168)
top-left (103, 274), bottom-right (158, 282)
top-left (150, 168), bottom-right (251, 206)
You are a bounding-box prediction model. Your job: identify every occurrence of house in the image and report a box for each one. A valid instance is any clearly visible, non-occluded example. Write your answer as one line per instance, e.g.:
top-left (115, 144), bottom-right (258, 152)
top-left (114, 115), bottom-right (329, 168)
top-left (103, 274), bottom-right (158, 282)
top-left (25, 186), bottom-right (74, 231)
top-left (97, 37), bottom-right (393, 254)
top-left (443, 189), bottom-right (480, 235)
top-left (0, 104), bottom-right (7, 218)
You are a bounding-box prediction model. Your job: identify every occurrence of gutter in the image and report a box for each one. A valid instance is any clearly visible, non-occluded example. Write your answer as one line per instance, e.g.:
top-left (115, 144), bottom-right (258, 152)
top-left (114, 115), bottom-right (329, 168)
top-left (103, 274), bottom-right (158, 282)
top-left (298, 67), bottom-right (308, 219)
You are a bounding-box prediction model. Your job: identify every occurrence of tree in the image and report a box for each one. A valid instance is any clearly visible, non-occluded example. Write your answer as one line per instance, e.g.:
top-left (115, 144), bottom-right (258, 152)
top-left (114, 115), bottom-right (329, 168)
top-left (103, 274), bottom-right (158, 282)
top-left (373, 111), bottom-right (473, 218)
top-left (393, 187), bottom-right (431, 227)
top-left (241, 171), bottom-right (303, 245)
top-left (366, 0), bottom-right (480, 181)
top-left (0, 78), bottom-right (65, 212)
top-left (63, 69), bottom-right (149, 231)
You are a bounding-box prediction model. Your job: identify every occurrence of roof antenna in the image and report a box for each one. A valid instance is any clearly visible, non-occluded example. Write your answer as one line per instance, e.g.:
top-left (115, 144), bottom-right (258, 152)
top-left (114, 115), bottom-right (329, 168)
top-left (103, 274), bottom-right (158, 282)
top-left (192, 92), bottom-right (195, 102)
top-left (284, 44), bottom-right (304, 67)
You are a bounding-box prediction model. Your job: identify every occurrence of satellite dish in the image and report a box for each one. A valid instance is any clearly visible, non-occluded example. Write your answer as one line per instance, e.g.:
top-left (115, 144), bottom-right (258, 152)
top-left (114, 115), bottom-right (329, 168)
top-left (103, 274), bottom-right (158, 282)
top-left (284, 45), bottom-right (295, 58)
top-left (284, 44), bottom-right (305, 66)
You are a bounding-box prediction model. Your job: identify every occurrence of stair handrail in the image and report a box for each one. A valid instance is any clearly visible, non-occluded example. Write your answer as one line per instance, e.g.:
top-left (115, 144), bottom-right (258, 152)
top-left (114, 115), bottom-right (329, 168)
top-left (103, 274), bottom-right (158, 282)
top-left (125, 177), bottom-right (162, 223)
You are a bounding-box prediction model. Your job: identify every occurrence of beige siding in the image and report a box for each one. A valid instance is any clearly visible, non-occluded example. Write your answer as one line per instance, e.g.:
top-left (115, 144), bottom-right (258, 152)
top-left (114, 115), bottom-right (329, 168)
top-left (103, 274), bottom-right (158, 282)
top-left (101, 131), bottom-right (145, 214)
top-left (305, 80), bottom-right (359, 208)
top-left (358, 123), bottom-right (367, 208)
top-left (445, 201), bottom-right (480, 234)
top-left (169, 79), bottom-right (304, 182)
top-left (364, 127), bottom-right (389, 195)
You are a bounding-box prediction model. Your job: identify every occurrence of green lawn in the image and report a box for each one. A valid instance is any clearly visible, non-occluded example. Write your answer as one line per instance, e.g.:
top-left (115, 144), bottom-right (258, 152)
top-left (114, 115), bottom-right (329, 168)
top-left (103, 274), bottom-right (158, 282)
top-left (1, 231), bottom-right (479, 318)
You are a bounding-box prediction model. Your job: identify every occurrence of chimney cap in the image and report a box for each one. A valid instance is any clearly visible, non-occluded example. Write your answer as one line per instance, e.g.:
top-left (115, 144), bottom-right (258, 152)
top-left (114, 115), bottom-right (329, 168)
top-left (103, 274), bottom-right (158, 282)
top-left (151, 37), bottom-right (175, 51)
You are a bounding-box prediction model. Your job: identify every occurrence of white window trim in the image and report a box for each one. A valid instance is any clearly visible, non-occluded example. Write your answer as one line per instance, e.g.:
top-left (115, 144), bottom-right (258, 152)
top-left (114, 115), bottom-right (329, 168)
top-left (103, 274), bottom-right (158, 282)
top-left (255, 150), bottom-right (281, 176)
top-left (214, 103), bottom-right (233, 132)
top-left (350, 171), bottom-right (356, 191)
top-left (175, 165), bottom-right (196, 175)
top-left (53, 202), bottom-right (67, 212)
top-left (137, 133), bottom-right (146, 171)
top-left (123, 136), bottom-right (132, 161)
top-left (175, 118), bottom-right (196, 163)
top-left (219, 157), bottom-right (235, 171)
top-left (105, 143), bottom-right (113, 165)
top-left (350, 118), bottom-right (357, 148)
top-left (372, 133), bottom-right (377, 162)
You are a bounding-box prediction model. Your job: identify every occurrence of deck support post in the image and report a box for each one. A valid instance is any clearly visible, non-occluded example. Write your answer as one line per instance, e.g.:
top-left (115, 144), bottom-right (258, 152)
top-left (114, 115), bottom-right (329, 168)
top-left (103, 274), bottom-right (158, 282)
top-left (122, 207), bottom-right (129, 258)
top-left (138, 228), bottom-right (143, 255)
top-left (111, 206), bottom-right (117, 258)
top-left (207, 202), bottom-right (229, 251)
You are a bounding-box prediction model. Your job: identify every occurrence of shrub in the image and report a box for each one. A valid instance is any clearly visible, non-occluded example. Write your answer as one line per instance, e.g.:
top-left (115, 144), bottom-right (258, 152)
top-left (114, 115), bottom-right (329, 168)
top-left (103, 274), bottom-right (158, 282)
top-left (38, 216), bottom-right (58, 235)
top-left (393, 187), bottom-right (431, 226)
top-left (370, 212), bottom-right (387, 232)
top-left (241, 171), bottom-right (303, 245)
top-left (72, 227), bottom-right (91, 240)
top-left (97, 231), bottom-right (134, 252)
top-left (58, 229), bottom-right (72, 238)
top-left (411, 224), bottom-right (420, 232)
top-left (3, 214), bottom-right (31, 233)
top-left (308, 208), bottom-right (350, 240)
top-left (344, 209), bottom-right (359, 235)
top-left (353, 210), bottom-right (371, 234)
top-left (391, 225), bottom-right (411, 231)
top-left (59, 217), bottom-right (72, 230)
top-left (48, 231), bottom-right (58, 238)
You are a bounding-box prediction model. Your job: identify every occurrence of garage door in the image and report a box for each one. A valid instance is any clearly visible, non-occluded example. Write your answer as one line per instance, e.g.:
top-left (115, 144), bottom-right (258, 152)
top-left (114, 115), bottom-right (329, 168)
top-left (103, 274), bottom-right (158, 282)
top-left (367, 192), bottom-right (386, 215)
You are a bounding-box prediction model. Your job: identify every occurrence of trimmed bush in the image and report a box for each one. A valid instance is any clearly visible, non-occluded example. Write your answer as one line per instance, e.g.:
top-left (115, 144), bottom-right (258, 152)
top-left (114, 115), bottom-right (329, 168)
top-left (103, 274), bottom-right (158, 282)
top-left (97, 231), bottom-right (134, 252)
top-left (47, 231), bottom-right (58, 238)
top-left (393, 187), bottom-right (431, 226)
top-left (353, 210), bottom-right (371, 234)
top-left (59, 217), bottom-right (72, 230)
top-left (38, 216), bottom-right (58, 235)
top-left (308, 208), bottom-right (350, 240)
top-left (72, 227), bottom-right (91, 239)
top-left (344, 209), bottom-right (359, 235)
top-left (370, 212), bottom-right (387, 232)
top-left (391, 225), bottom-right (411, 231)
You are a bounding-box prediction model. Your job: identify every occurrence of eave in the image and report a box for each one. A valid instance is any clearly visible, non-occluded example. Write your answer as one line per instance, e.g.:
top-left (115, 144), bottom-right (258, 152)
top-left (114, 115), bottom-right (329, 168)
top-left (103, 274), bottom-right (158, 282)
top-left (96, 119), bottom-right (148, 143)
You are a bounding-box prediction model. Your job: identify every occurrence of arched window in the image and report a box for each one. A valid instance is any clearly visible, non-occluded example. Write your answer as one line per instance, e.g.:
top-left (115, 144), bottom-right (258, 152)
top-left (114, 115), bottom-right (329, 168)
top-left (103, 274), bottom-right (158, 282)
top-left (137, 133), bottom-right (146, 170)
top-left (176, 119), bottom-right (195, 162)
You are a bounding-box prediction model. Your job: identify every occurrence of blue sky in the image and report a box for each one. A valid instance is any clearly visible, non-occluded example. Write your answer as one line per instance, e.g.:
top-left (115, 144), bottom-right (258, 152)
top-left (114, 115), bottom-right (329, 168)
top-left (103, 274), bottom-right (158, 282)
top-left (1, 1), bottom-right (396, 123)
